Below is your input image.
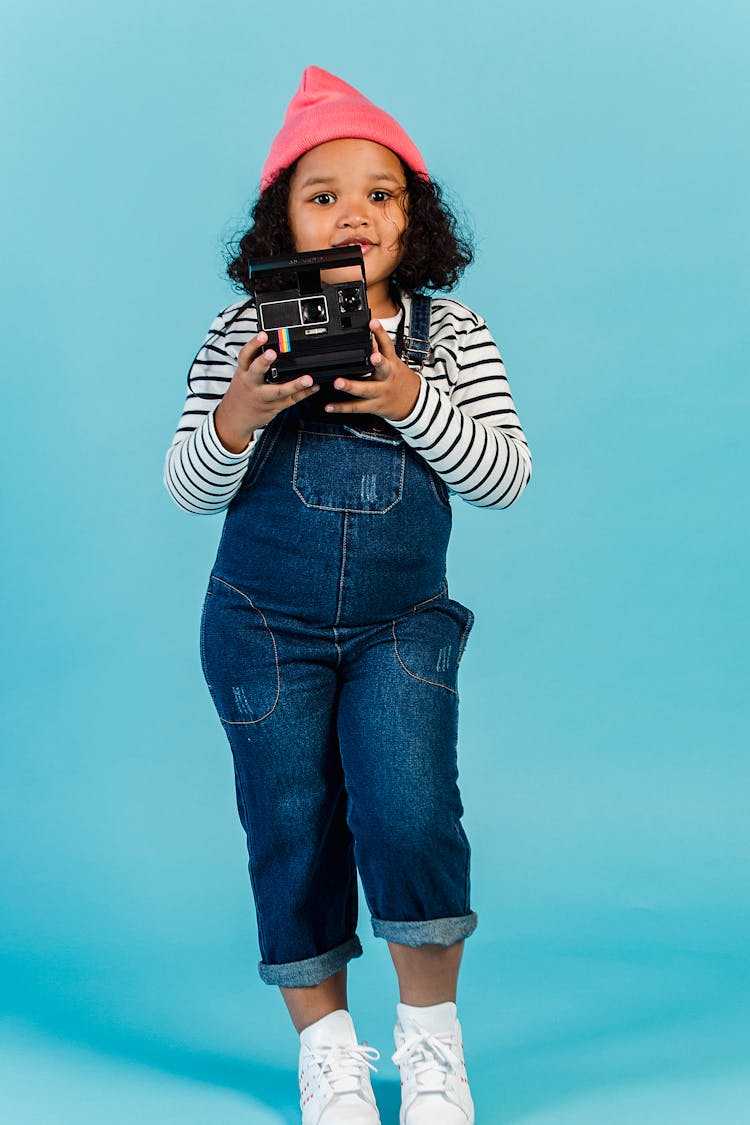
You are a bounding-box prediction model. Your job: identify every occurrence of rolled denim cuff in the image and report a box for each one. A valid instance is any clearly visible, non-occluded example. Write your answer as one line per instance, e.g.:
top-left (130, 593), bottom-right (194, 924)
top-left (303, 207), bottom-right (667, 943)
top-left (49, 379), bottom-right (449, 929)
top-left (257, 935), bottom-right (363, 987)
top-left (371, 911), bottom-right (478, 947)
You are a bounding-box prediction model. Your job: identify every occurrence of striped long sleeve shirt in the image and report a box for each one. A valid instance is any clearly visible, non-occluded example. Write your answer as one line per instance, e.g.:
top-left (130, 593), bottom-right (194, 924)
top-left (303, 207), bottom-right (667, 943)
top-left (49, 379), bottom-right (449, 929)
top-left (164, 291), bottom-right (532, 514)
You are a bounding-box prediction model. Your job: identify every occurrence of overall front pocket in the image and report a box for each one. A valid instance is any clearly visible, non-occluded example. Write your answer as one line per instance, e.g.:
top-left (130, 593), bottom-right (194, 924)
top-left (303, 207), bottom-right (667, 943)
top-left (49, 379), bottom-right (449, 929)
top-left (392, 592), bottom-right (475, 694)
top-left (200, 575), bottom-right (280, 725)
top-left (292, 425), bottom-right (405, 513)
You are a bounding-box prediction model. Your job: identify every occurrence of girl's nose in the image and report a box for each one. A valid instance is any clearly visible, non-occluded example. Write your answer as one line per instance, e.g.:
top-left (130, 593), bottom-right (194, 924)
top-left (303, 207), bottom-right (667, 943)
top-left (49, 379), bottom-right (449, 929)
top-left (337, 201), bottom-right (368, 228)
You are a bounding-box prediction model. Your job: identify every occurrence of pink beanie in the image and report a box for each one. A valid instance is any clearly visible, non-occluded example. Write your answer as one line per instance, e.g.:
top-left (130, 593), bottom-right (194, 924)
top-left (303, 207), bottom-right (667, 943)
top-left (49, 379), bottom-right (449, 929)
top-left (260, 66), bottom-right (429, 191)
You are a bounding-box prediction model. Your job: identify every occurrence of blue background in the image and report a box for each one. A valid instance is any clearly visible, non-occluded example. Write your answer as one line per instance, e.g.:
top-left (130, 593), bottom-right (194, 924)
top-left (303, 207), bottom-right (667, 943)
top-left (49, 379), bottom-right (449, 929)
top-left (2, 1), bottom-right (748, 1121)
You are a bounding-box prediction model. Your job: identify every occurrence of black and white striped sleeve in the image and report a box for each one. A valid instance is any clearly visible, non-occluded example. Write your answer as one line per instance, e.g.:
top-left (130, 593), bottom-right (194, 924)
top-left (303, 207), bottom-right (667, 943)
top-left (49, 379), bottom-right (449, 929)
top-left (163, 309), bottom-right (262, 514)
top-left (389, 302), bottom-right (532, 509)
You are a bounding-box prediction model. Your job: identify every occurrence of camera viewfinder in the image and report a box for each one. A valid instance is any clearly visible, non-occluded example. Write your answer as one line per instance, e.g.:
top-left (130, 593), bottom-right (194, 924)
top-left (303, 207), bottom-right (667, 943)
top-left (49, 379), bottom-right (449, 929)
top-left (338, 286), bottom-right (363, 315)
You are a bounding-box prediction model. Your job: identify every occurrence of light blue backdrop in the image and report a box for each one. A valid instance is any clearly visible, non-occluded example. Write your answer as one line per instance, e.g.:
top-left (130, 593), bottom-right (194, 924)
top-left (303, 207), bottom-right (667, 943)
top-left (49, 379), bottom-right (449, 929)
top-left (1, 1), bottom-right (748, 1122)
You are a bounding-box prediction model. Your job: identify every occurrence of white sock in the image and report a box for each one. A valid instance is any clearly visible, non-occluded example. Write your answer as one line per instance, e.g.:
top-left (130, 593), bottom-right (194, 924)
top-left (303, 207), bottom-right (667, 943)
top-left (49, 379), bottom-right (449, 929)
top-left (299, 1008), bottom-right (357, 1048)
top-left (397, 1000), bottom-right (457, 1035)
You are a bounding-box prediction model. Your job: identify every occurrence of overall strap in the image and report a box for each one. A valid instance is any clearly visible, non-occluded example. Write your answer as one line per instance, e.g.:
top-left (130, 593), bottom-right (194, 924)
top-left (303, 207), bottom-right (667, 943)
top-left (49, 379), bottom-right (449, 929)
top-left (401, 293), bottom-right (432, 370)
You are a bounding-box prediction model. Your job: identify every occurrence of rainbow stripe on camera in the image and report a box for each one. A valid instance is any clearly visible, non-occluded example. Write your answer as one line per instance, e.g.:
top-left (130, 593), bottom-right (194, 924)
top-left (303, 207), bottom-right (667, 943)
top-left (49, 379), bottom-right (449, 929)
top-left (276, 327), bottom-right (291, 353)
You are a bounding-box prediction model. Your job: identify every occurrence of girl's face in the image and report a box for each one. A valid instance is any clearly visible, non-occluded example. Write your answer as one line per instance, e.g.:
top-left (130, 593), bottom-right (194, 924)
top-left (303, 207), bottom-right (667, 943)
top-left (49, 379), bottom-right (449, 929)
top-left (287, 138), bottom-right (409, 317)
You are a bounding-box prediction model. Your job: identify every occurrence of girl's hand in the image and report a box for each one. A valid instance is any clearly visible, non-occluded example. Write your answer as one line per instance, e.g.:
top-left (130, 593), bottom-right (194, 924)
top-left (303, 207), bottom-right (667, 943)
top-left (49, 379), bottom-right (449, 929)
top-left (214, 331), bottom-right (320, 453)
top-left (323, 319), bottom-right (422, 422)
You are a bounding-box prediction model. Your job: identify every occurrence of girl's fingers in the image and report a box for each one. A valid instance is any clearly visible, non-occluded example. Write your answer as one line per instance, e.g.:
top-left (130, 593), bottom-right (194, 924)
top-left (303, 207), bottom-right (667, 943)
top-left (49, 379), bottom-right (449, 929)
top-left (238, 331), bottom-right (269, 371)
top-left (325, 400), bottom-right (369, 414)
top-left (248, 349), bottom-right (278, 384)
top-left (333, 376), bottom-right (375, 397)
top-left (335, 367), bottom-right (391, 395)
top-left (370, 350), bottom-right (388, 374)
top-left (295, 382), bottom-right (320, 402)
top-left (368, 319), bottom-right (398, 378)
top-left (265, 374), bottom-right (319, 402)
top-left (369, 318), bottom-right (396, 357)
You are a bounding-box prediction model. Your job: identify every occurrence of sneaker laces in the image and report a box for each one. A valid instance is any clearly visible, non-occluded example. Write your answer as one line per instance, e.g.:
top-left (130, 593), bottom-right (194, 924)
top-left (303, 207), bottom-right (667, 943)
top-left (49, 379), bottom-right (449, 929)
top-left (392, 1027), bottom-right (462, 1094)
top-left (304, 1041), bottom-right (380, 1096)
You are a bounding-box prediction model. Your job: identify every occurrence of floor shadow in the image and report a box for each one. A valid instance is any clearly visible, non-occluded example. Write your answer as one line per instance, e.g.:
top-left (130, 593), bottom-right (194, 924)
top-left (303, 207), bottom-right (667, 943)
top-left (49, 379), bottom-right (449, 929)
top-left (2, 930), bottom-right (749, 1124)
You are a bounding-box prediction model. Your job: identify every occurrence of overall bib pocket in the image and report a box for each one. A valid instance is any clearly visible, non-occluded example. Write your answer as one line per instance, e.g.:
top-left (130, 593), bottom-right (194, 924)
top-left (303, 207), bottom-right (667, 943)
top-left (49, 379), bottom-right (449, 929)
top-left (292, 423), bottom-right (405, 513)
top-left (200, 575), bottom-right (280, 724)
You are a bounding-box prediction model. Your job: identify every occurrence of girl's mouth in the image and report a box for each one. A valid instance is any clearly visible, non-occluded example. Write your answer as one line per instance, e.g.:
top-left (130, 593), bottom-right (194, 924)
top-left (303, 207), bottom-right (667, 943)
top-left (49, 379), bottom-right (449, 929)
top-left (334, 240), bottom-right (375, 255)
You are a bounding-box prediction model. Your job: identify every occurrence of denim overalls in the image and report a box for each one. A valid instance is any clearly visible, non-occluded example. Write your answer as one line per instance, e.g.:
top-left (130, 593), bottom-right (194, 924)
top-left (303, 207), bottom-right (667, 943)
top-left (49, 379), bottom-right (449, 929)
top-left (200, 295), bottom-right (478, 987)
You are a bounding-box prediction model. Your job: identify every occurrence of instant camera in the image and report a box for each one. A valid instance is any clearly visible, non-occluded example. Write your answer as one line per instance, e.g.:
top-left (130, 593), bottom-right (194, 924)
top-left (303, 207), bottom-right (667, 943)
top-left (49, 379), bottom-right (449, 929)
top-left (249, 246), bottom-right (374, 385)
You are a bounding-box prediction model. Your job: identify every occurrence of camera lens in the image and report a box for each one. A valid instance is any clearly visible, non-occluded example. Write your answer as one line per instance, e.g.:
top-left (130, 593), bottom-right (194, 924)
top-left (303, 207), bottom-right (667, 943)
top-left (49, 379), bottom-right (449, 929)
top-left (338, 286), bottom-right (363, 314)
top-left (301, 297), bottom-right (327, 324)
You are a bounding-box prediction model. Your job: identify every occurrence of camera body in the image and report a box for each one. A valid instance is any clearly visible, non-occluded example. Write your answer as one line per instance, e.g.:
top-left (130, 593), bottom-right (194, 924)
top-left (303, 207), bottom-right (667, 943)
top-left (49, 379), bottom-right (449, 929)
top-left (249, 246), bottom-right (373, 384)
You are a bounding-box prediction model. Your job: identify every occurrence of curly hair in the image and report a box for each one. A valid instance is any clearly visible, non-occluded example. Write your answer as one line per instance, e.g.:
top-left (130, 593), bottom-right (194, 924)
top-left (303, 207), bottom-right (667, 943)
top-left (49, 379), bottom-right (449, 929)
top-left (224, 160), bottom-right (474, 296)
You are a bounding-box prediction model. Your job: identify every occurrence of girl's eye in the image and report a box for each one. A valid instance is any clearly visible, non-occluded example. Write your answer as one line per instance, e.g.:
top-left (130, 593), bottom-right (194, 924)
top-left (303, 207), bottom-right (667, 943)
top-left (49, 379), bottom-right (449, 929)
top-left (370, 190), bottom-right (391, 203)
top-left (311, 193), bottom-right (335, 205)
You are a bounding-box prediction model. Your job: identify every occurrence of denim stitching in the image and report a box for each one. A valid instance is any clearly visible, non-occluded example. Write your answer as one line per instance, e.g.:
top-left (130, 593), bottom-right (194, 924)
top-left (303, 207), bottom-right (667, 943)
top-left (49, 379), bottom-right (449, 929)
top-left (302, 427), bottom-right (373, 440)
top-left (342, 426), bottom-right (402, 446)
top-left (408, 583), bottom-right (449, 614)
top-left (332, 623), bottom-right (343, 670)
top-left (391, 619), bottom-right (458, 696)
top-left (241, 414), bottom-right (284, 489)
top-left (456, 607), bottom-right (475, 664)
top-left (334, 514), bottom-right (348, 627)
top-left (463, 834), bottom-right (472, 916)
top-left (291, 427), bottom-right (303, 494)
top-left (301, 423), bottom-right (402, 447)
top-left (198, 583), bottom-right (212, 680)
top-left (292, 429), bottom-right (406, 514)
top-left (209, 575), bottom-right (280, 724)
top-left (427, 470), bottom-right (452, 510)
top-left (232, 762), bottom-right (268, 953)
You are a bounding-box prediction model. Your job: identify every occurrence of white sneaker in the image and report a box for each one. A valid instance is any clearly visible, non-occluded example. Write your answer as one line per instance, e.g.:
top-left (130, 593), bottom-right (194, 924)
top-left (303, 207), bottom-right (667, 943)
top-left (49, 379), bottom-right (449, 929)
top-left (298, 1009), bottom-right (381, 1124)
top-left (391, 1005), bottom-right (475, 1125)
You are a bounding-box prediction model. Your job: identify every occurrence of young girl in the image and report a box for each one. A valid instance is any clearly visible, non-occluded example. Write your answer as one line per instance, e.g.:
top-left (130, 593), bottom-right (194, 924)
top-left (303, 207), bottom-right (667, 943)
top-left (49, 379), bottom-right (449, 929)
top-left (164, 66), bottom-right (531, 1125)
